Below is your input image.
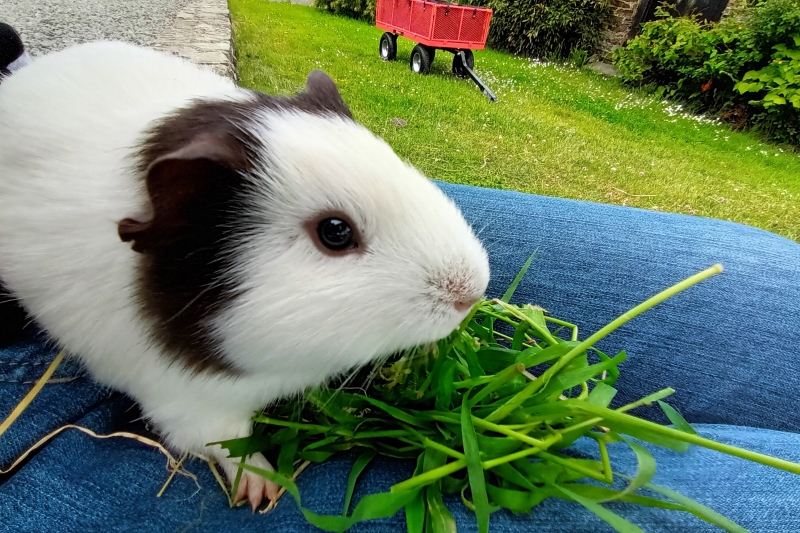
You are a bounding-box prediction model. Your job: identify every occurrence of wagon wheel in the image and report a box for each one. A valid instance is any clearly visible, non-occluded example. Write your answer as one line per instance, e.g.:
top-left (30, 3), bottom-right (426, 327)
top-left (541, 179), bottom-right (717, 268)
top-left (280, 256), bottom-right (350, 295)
top-left (452, 50), bottom-right (474, 78)
top-left (379, 32), bottom-right (397, 61)
top-left (410, 44), bottom-right (434, 75)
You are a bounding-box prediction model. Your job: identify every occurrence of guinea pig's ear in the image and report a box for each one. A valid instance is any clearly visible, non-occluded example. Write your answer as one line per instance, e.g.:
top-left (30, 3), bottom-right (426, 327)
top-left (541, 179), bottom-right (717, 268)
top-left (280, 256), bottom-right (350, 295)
top-left (118, 134), bottom-right (247, 253)
top-left (297, 70), bottom-right (353, 119)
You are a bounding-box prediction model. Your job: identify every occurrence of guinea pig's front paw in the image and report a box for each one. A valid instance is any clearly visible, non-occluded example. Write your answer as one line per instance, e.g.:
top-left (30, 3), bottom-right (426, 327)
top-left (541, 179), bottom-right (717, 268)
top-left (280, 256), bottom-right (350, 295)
top-left (217, 452), bottom-right (280, 511)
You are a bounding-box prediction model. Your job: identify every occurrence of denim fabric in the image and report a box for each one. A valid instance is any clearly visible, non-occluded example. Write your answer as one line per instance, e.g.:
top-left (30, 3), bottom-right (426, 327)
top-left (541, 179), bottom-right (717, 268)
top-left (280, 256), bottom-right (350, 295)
top-left (0, 330), bottom-right (110, 467)
top-left (1, 182), bottom-right (799, 532)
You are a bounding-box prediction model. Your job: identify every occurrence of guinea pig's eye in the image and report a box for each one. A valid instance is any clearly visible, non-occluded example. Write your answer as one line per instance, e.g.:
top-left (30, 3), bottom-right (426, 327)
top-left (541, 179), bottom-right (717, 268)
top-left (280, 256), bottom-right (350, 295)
top-left (317, 218), bottom-right (356, 251)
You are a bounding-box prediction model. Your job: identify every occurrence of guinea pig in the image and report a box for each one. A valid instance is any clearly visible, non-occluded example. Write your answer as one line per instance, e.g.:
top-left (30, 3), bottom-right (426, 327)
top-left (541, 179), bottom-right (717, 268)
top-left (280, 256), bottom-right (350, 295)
top-left (0, 40), bottom-right (490, 509)
top-left (0, 22), bottom-right (30, 80)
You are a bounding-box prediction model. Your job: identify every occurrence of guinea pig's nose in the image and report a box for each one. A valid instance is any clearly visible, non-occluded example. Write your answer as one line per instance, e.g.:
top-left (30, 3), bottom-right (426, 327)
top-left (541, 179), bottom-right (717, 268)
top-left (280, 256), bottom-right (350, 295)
top-left (454, 295), bottom-right (481, 312)
top-left (434, 262), bottom-right (487, 313)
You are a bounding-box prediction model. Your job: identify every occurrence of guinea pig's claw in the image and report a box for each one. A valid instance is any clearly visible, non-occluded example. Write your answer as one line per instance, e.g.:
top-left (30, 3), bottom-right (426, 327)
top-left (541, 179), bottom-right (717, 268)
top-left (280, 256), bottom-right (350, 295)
top-left (234, 476), bottom-right (250, 506)
top-left (221, 452), bottom-right (279, 512)
top-left (265, 479), bottom-right (280, 504)
top-left (233, 470), bottom-right (280, 512)
top-left (248, 475), bottom-right (266, 512)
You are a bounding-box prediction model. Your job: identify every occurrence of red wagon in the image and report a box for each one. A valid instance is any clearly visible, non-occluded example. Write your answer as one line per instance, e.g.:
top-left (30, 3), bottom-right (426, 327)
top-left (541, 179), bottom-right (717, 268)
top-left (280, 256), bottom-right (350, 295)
top-left (375, 0), bottom-right (497, 101)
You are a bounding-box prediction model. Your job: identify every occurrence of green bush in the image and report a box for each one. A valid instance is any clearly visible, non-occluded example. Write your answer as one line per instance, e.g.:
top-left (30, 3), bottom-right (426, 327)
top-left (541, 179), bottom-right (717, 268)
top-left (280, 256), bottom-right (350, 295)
top-left (735, 36), bottom-right (800, 143)
top-left (612, 1), bottom-right (800, 146)
top-left (748, 0), bottom-right (800, 51)
top-left (314, 0), bottom-right (376, 23)
top-left (463, 0), bottom-right (611, 58)
top-left (612, 6), bottom-right (760, 105)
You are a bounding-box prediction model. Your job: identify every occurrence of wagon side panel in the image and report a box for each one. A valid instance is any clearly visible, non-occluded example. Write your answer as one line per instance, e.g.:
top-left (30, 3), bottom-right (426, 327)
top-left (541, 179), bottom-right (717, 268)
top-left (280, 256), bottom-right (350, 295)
top-left (427, 4), bottom-right (490, 49)
top-left (459, 8), bottom-right (491, 47)
top-left (409, 1), bottom-right (434, 43)
top-left (432, 4), bottom-right (459, 43)
top-left (392, 0), bottom-right (412, 33)
top-left (376, 0), bottom-right (394, 27)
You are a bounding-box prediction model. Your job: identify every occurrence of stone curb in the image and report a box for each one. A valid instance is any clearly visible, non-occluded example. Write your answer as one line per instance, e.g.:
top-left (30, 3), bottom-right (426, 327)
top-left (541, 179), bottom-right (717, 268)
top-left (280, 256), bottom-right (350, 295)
top-left (152, 0), bottom-right (238, 81)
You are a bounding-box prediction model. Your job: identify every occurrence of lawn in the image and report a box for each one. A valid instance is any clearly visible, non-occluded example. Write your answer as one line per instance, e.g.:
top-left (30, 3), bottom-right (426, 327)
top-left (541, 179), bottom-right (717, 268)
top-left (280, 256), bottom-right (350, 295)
top-left (229, 0), bottom-right (800, 242)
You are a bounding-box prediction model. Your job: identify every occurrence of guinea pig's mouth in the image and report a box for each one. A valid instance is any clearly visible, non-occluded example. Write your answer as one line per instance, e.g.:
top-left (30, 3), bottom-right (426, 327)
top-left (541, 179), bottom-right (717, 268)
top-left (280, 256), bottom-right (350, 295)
top-left (431, 293), bottom-right (481, 319)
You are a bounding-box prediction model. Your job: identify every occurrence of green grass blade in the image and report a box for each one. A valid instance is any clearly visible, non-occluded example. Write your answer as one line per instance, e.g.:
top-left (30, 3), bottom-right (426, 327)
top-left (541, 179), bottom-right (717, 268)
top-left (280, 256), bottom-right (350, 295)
top-left (425, 484), bottom-right (457, 533)
top-left (299, 450), bottom-right (338, 462)
top-left (474, 434), bottom-right (523, 459)
top-left (405, 489), bottom-right (426, 533)
top-left (250, 416), bottom-right (330, 433)
top-left (576, 402), bottom-right (800, 475)
top-left (476, 346), bottom-right (524, 374)
top-left (305, 435), bottom-right (342, 451)
top-left (511, 321), bottom-right (530, 351)
top-left (593, 349), bottom-right (622, 385)
top-left (485, 483), bottom-right (546, 514)
top-left (209, 434), bottom-right (272, 458)
top-left (617, 388), bottom-right (676, 412)
top-left (594, 420), bottom-right (690, 452)
top-left (343, 449), bottom-right (377, 515)
top-left (487, 462), bottom-right (537, 490)
top-left (600, 436), bottom-right (656, 502)
top-left (521, 304), bottom-right (548, 331)
top-left (347, 489), bottom-right (422, 526)
top-left (434, 360), bottom-right (457, 411)
top-left (406, 454), bottom-right (427, 533)
top-left (569, 402), bottom-right (691, 451)
top-left (243, 464), bottom-right (419, 532)
top-left (551, 483), bottom-right (646, 533)
top-left (468, 318), bottom-right (495, 346)
top-left (515, 340), bottom-right (582, 368)
top-left (501, 252), bottom-right (536, 303)
top-left (461, 394), bottom-right (491, 533)
top-left (457, 333), bottom-right (485, 377)
top-left (306, 391), bottom-right (362, 424)
top-left (537, 451), bottom-right (608, 483)
top-left (631, 479), bottom-right (751, 533)
top-left (277, 433), bottom-right (300, 476)
top-left (550, 484), bottom-right (689, 511)
top-left (355, 396), bottom-right (428, 427)
top-left (538, 352), bottom-right (628, 398)
top-left (392, 460), bottom-right (468, 493)
top-left (588, 382), bottom-right (618, 407)
top-left (658, 401), bottom-right (698, 435)
top-left (469, 363), bottom-right (525, 406)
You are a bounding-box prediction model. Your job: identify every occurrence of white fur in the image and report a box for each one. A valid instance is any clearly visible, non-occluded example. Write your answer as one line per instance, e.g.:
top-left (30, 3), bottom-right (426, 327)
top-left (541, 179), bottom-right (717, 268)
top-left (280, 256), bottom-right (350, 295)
top-left (7, 52), bottom-right (31, 73)
top-left (0, 41), bottom-right (490, 491)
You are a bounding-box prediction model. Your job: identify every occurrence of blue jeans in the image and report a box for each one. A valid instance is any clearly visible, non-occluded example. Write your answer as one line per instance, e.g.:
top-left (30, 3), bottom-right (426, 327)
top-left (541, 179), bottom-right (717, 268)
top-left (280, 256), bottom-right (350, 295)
top-left (2, 183), bottom-right (799, 532)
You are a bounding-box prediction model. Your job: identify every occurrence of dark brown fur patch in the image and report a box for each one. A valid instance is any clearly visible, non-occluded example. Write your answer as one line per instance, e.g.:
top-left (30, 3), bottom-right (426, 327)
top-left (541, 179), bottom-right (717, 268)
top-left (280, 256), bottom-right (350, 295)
top-left (124, 70), bottom-right (353, 374)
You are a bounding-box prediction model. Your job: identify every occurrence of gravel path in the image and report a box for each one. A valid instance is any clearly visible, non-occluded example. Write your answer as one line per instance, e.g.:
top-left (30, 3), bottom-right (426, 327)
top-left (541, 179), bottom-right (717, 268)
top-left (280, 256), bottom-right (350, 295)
top-left (0, 0), bottom-right (193, 56)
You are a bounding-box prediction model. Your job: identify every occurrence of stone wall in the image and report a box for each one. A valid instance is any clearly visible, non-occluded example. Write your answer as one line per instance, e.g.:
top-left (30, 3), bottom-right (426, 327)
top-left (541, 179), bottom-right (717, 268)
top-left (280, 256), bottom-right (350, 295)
top-left (599, 0), bottom-right (647, 53)
top-left (720, 0), bottom-right (748, 19)
top-left (599, 0), bottom-right (737, 54)
top-left (152, 0), bottom-right (237, 81)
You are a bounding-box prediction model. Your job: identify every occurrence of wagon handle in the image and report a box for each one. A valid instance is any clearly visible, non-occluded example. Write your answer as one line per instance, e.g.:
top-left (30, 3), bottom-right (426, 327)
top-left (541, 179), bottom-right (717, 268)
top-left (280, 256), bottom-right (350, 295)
top-left (472, 7), bottom-right (477, 17)
top-left (445, 4), bottom-right (450, 14)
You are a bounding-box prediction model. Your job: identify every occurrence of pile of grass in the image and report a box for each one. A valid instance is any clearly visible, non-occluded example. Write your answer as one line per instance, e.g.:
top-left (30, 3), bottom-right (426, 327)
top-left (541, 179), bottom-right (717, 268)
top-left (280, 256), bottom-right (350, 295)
top-left (215, 261), bottom-right (800, 533)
